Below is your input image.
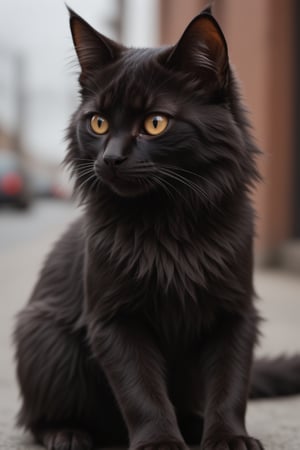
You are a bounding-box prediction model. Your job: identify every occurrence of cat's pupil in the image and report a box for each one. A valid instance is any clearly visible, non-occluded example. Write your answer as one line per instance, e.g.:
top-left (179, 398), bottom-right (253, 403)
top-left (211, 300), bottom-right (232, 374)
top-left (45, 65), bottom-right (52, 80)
top-left (153, 118), bottom-right (159, 129)
top-left (98, 118), bottom-right (104, 128)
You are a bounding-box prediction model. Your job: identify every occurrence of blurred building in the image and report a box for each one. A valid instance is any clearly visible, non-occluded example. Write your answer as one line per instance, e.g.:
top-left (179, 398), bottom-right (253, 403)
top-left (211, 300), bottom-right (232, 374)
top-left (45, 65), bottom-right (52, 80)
top-left (159, 0), bottom-right (300, 268)
top-left (0, 127), bottom-right (13, 150)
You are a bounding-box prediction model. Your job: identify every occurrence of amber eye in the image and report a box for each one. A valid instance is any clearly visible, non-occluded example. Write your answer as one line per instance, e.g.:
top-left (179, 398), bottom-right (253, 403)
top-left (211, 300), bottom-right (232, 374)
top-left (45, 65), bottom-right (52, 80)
top-left (143, 114), bottom-right (169, 136)
top-left (90, 114), bottom-right (109, 135)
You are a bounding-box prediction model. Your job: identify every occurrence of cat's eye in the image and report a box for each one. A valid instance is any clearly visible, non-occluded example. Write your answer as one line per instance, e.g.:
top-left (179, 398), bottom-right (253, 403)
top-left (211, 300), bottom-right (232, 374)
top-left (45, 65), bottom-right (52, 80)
top-left (90, 114), bottom-right (109, 135)
top-left (143, 114), bottom-right (169, 136)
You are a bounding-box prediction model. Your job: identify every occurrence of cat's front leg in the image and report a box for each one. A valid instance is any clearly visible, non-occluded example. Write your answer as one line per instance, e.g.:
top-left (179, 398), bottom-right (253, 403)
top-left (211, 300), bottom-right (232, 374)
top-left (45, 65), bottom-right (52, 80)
top-left (88, 318), bottom-right (187, 450)
top-left (201, 309), bottom-right (264, 450)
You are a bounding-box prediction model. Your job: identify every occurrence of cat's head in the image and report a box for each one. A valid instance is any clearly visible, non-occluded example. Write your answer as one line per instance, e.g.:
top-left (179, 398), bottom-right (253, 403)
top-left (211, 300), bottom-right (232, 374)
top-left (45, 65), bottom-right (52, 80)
top-left (66, 8), bottom-right (258, 205)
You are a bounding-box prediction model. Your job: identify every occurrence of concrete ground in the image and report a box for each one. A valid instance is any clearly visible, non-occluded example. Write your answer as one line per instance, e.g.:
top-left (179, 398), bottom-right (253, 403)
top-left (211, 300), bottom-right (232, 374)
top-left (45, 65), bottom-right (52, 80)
top-left (0, 200), bottom-right (299, 449)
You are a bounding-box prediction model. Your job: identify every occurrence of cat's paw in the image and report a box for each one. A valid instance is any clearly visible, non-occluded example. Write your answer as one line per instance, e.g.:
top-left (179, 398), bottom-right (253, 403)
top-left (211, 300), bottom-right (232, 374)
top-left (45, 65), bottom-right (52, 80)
top-left (41, 430), bottom-right (93, 450)
top-left (132, 440), bottom-right (188, 450)
top-left (202, 435), bottom-right (264, 450)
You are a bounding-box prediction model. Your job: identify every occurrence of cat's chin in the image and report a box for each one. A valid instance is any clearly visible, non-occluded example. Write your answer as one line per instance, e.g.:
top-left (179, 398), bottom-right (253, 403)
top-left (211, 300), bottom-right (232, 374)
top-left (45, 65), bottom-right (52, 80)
top-left (103, 179), bottom-right (152, 198)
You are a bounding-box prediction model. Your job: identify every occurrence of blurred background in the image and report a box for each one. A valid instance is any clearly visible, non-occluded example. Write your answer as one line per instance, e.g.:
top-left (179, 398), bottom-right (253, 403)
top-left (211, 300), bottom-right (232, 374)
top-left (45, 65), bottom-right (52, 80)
top-left (0, 1), bottom-right (299, 448)
top-left (0, 0), bottom-right (299, 264)
top-left (0, 0), bottom-right (159, 209)
top-left (162, 0), bottom-right (300, 267)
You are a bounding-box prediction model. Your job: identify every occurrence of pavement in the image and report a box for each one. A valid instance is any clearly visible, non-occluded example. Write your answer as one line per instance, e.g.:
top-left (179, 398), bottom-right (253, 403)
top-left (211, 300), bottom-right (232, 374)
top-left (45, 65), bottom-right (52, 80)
top-left (0, 200), bottom-right (299, 450)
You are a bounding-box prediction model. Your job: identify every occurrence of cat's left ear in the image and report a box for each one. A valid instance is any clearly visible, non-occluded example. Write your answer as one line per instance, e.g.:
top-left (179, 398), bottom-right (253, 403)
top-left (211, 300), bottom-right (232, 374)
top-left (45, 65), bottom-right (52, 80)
top-left (68, 7), bottom-right (124, 84)
top-left (165, 12), bottom-right (229, 88)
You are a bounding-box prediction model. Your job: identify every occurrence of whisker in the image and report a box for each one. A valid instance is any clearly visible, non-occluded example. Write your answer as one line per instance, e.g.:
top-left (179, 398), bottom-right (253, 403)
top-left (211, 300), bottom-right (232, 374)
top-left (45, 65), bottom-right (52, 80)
top-left (89, 175), bottom-right (101, 197)
top-left (76, 172), bottom-right (97, 193)
top-left (75, 166), bottom-right (93, 173)
top-left (159, 167), bottom-right (216, 204)
top-left (152, 174), bottom-right (187, 203)
top-left (161, 164), bottom-right (221, 194)
top-left (158, 168), bottom-right (208, 201)
top-left (75, 163), bottom-right (95, 170)
top-left (75, 168), bottom-right (95, 181)
top-left (74, 160), bottom-right (95, 165)
top-left (151, 175), bottom-right (175, 202)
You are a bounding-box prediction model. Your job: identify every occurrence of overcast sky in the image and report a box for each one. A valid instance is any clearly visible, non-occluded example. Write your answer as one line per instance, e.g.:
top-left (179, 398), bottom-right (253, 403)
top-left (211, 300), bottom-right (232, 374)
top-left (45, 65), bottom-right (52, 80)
top-left (0, 0), bottom-right (158, 163)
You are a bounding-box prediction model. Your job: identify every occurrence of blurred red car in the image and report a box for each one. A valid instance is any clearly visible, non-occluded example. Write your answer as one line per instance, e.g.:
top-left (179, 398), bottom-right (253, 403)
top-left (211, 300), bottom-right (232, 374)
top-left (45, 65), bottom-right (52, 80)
top-left (30, 171), bottom-right (70, 200)
top-left (0, 150), bottom-right (31, 209)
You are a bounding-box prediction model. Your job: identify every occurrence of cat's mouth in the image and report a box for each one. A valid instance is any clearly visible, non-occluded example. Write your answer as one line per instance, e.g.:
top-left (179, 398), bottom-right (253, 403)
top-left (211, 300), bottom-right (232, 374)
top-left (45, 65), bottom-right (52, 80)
top-left (94, 163), bottom-right (155, 198)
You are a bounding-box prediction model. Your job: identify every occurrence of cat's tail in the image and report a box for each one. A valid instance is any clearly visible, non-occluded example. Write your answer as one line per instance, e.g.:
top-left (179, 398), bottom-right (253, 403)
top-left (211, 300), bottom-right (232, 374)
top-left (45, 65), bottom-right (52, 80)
top-left (249, 355), bottom-right (300, 399)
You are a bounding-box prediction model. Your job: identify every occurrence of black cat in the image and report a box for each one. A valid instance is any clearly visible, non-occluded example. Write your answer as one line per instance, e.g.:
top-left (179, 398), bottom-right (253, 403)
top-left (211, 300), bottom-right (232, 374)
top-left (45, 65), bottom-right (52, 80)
top-left (14, 7), bottom-right (300, 450)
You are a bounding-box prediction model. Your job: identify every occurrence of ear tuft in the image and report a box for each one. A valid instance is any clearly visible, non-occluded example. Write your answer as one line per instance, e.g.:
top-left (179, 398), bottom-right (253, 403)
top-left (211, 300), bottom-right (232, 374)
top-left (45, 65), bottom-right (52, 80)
top-left (67, 7), bottom-right (123, 85)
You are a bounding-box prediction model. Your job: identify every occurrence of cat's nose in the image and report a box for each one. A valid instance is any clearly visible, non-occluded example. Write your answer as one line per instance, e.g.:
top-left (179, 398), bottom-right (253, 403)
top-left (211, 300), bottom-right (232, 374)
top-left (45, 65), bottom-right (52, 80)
top-left (103, 154), bottom-right (128, 166)
top-left (103, 137), bottom-right (128, 167)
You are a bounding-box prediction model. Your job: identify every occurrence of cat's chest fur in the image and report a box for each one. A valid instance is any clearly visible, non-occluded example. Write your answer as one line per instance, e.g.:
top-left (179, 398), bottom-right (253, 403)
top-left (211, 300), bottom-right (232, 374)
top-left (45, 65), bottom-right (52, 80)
top-left (86, 198), bottom-right (241, 314)
top-left (89, 204), bottom-right (205, 292)
top-left (84, 197), bottom-right (250, 348)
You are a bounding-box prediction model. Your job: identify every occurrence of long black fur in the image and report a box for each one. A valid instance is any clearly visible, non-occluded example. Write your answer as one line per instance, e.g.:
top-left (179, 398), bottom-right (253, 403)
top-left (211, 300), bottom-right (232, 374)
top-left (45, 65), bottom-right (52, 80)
top-left (14, 8), bottom-right (300, 450)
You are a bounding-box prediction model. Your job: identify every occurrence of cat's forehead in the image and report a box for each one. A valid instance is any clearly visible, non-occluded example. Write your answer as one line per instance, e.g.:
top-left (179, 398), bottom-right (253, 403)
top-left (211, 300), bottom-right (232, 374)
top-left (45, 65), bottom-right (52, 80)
top-left (87, 47), bottom-right (181, 113)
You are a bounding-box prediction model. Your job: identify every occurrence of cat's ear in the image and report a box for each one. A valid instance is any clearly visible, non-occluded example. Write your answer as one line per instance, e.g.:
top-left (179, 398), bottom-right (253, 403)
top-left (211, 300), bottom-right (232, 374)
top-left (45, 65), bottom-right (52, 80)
top-left (68, 7), bottom-right (123, 84)
top-left (165, 13), bottom-right (228, 88)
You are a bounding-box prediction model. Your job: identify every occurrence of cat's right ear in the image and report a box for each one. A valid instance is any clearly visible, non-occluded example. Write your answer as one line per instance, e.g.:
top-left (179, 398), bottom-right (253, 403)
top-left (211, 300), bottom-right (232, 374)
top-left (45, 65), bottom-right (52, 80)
top-left (68, 7), bottom-right (123, 84)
